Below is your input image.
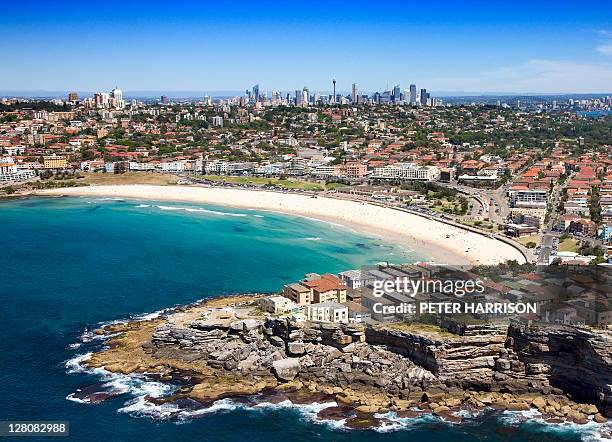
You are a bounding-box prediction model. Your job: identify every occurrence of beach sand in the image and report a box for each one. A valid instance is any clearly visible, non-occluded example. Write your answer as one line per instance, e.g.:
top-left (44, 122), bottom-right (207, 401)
top-left (39, 184), bottom-right (527, 265)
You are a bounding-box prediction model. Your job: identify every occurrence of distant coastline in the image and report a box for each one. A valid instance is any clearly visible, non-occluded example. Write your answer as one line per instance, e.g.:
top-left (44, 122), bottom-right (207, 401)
top-left (38, 184), bottom-right (527, 265)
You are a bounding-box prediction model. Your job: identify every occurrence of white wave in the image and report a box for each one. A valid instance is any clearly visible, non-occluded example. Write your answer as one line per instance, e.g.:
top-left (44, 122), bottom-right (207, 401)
top-left (65, 352), bottom-right (93, 374)
top-left (252, 214), bottom-right (265, 218)
top-left (65, 393), bottom-right (90, 404)
top-left (299, 215), bottom-right (343, 228)
top-left (177, 398), bottom-right (242, 420)
top-left (97, 197), bottom-right (125, 201)
top-left (135, 204), bottom-right (151, 208)
top-left (68, 342), bottom-right (81, 349)
top-left (66, 352), bottom-right (180, 420)
top-left (370, 410), bottom-right (440, 433)
top-left (253, 399), bottom-right (343, 429)
top-left (304, 237), bottom-right (321, 241)
top-left (118, 395), bottom-right (180, 420)
top-left (132, 306), bottom-right (175, 322)
top-left (498, 409), bottom-right (612, 441)
top-left (154, 205), bottom-right (247, 217)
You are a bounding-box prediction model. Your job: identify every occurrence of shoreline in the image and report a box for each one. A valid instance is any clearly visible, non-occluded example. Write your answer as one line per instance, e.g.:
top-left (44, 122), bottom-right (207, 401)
top-left (36, 184), bottom-right (527, 265)
top-left (66, 295), bottom-right (610, 432)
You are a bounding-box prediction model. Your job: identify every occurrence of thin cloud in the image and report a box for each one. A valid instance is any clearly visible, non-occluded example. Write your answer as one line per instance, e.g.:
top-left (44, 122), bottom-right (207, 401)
top-left (480, 59), bottom-right (612, 93)
top-left (598, 45), bottom-right (612, 56)
top-left (598, 30), bottom-right (612, 38)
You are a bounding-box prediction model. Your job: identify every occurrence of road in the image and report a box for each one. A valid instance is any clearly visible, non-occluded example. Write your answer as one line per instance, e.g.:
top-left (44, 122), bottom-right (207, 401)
top-left (441, 182), bottom-right (509, 224)
top-left (537, 234), bottom-right (555, 265)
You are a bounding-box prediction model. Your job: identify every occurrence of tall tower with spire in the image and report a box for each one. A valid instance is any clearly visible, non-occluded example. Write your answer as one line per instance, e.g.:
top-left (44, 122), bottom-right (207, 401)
top-left (332, 79), bottom-right (336, 104)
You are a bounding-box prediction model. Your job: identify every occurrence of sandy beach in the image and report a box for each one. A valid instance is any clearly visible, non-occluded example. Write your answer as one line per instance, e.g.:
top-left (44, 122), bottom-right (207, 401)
top-left (38, 184), bottom-right (527, 265)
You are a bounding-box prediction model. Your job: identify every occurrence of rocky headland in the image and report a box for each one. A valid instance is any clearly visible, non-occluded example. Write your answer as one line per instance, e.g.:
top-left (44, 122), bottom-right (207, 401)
top-left (82, 295), bottom-right (612, 429)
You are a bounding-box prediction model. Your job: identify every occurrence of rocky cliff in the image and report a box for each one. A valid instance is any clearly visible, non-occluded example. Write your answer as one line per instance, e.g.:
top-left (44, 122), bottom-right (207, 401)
top-left (87, 297), bottom-right (612, 425)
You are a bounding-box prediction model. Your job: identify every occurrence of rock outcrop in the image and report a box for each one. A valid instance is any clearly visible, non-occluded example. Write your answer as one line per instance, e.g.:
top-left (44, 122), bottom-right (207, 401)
top-left (90, 297), bottom-right (612, 422)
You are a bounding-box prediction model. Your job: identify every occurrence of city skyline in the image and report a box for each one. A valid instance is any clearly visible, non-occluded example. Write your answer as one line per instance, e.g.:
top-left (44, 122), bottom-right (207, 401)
top-left (1, 1), bottom-right (612, 93)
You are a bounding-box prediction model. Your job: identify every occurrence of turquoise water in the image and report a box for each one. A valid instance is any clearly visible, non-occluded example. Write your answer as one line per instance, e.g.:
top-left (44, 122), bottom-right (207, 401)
top-left (0, 196), bottom-right (600, 441)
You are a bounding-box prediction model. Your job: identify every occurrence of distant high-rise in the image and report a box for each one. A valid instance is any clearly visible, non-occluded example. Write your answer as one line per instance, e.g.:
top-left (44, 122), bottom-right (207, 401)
top-left (332, 79), bottom-right (336, 104)
top-left (160, 95), bottom-right (169, 104)
top-left (111, 87), bottom-right (124, 109)
top-left (409, 84), bottom-right (417, 105)
top-left (68, 92), bottom-right (78, 102)
top-left (111, 87), bottom-right (122, 102)
top-left (420, 88), bottom-right (427, 106)
top-left (392, 85), bottom-right (401, 103)
top-left (351, 83), bottom-right (360, 104)
top-left (252, 84), bottom-right (260, 102)
top-left (380, 90), bottom-right (391, 104)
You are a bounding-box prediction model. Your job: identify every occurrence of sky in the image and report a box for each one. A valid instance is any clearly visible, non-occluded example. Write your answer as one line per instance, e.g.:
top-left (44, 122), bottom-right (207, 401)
top-left (1, 0), bottom-right (612, 95)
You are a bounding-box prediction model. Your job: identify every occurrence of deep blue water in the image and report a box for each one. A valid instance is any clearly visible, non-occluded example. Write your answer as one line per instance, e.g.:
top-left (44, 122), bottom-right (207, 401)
top-left (0, 196), bottom-right (601, 441)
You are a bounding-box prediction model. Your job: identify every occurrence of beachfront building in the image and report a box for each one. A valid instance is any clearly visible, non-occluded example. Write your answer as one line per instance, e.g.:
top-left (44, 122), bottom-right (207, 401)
top-left (371, 163), bottom-right (440, 181)
top-left (43, 155), bottom-right (68, 170)
top-left (305, 302), bottom-right (348, 323)
top-left (345, 162), bottom-right (368, 178)
top-left (0, 160), bottom-right (36, 182)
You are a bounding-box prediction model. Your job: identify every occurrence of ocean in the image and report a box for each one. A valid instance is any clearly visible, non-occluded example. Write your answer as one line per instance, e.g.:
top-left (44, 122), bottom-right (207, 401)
top-left (0, 196), bottom-right (603, 441)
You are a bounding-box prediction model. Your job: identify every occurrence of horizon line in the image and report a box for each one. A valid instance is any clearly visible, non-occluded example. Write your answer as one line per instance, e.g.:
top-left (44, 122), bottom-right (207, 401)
top-left (2, 89), bottom-right (612, 98)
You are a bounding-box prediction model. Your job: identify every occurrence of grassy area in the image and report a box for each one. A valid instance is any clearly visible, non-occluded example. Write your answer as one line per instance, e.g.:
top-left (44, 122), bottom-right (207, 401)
top-left (325, 182), bottom-right (350, 190)
top-left (558, 237), bottom-right (580, 253)
top-left (517, 235), bottom-right (540, 247)
top-left (387, 322), bottom-right (457, 338)
top-left (198, 174), bottom-right (326, 191)
top-left (81, 172), bottom-right (179, 185)
top-left (431, 196), bottom-right (466, 215)
top-left (461, 219), bottom-right (501, 232)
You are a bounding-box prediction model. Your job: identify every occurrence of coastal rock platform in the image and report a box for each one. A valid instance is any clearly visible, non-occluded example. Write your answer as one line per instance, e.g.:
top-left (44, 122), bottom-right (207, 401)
top-left (83, 295), bottom-right (612, 427)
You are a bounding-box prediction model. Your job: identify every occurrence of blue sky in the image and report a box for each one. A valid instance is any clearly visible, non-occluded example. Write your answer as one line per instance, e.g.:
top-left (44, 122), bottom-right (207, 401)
top-left (1, 0), bottom-right (612, 94)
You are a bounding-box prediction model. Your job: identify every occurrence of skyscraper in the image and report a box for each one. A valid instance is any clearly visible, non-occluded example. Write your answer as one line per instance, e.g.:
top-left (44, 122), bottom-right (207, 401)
top-left (68, 92), bottom-right (78, 102)
top-left (252, 84), bottom-right (260, 102)
top-left (111, 87), bottom-right (124, 109)
top-left (160, 95), bottom-right (169, 104)
top-left (351, 83), bottom-right (360, 104)
top-left (420, 88), bottom-right (427, 106)
top-left (409, 84), bottom-right (417, 105)
top-left (392, 85), bottom-right (401, 103)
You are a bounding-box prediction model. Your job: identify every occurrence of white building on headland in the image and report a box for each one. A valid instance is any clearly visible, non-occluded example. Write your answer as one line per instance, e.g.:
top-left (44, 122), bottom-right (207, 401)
top-left (259, 296), bottom-right (298, 314)
top-left (305, 302), bottom-right (349, 323)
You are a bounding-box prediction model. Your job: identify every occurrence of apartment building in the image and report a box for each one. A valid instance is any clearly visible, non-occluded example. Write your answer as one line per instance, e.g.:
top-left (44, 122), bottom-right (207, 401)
top-left (43, 155), bottom-right (68, 169)
top-left (282, 273), bottom-right (347, 305)
top-left (372, 163), bottom-right (440, 181)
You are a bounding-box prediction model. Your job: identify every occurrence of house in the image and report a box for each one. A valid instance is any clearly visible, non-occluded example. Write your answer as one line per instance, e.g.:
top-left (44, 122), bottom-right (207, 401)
top-left (343, 301), bottom-right (370, 322)
top-left (259, 296), bottom-right (298, 314)
top-left (305, 302), bottom-right (348, 323)
top-left (339, 269), bottom-right (375, 290)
